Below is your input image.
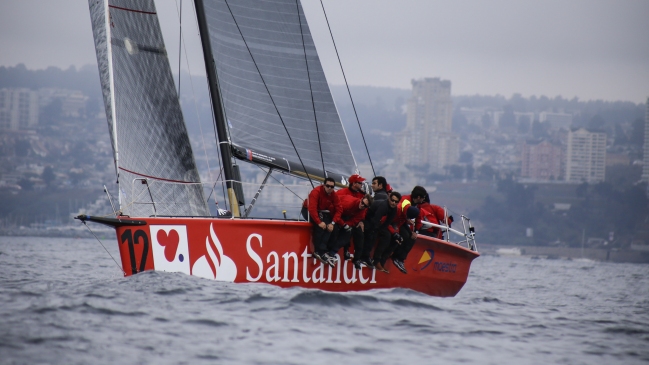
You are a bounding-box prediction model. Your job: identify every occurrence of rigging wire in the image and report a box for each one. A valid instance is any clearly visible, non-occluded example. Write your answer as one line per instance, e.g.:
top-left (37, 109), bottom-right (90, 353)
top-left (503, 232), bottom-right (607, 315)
top-left (295, 0), bottom-right (326, 180)
top-left (319, 0), bottom-right (375, 176)
top-left (255, 164), bottom-right (304, 201)
top-left (81, 221), bottom-right (125, 275)
top-left (177, 0), bottom-right (182, 97)
top-left (204, 169), bottom-right (223, 204)
top-left (223, 0), bottom-right (316, 189)
top-left (176, 0), bottom-right (228, 211)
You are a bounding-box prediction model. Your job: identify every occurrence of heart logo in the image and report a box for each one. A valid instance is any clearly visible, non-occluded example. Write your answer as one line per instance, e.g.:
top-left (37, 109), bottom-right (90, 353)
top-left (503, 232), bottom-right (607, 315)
top-left (157, 229), bottom-right (180, 262)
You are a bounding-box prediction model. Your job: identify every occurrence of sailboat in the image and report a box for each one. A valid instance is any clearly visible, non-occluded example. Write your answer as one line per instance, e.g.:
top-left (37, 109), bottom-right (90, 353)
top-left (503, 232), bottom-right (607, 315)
top-left (78, 0), bottom-right (479, 297)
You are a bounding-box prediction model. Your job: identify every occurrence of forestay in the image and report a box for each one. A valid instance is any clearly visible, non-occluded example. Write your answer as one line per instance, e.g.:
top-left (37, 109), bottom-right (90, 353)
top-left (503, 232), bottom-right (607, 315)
top-left (89, 0), bottom-right (210, 217)
top-left (202, 0), bottom-right (357, 181)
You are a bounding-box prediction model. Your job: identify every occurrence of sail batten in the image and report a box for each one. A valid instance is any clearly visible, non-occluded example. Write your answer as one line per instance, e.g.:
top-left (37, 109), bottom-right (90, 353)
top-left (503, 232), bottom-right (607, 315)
top-left (203, 0), bottom-right (357, 180)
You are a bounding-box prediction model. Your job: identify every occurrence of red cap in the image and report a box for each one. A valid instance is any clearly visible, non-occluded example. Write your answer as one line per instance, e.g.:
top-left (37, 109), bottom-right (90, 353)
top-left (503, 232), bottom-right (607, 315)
top-left (385, 183), bottom-right (393, 193)
top-left (348, 174), bottom-right (366, 184)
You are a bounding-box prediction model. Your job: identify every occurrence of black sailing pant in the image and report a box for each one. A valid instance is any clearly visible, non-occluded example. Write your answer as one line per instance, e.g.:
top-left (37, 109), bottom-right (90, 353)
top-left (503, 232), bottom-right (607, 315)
top-left (390, 225), bottom-right (416, 262)
top-left (372, 226), bottom-right (393, 265)
top-left (302, 207), bottom-right (333, 254)
top-left (350, 226), bottom-right (364, 255)
top-left (327, 225), bottom-right (346, 254)
top-left (359, 228), bottom-right (377, 261)
top-left (326, 225), bottom-right (364, 257)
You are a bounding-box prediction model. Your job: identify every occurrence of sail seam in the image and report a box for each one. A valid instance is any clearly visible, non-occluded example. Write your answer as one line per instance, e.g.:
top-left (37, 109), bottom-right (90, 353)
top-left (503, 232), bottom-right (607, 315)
top-left (119, 167), bottom-right (200, 184)
top-left (108, 5), bottom-right (156, 15)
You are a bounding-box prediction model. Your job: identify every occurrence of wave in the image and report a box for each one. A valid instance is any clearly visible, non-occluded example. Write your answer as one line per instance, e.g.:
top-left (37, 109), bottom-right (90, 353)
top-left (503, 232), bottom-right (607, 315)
top-left (184, 318), bottom-right (229, 327)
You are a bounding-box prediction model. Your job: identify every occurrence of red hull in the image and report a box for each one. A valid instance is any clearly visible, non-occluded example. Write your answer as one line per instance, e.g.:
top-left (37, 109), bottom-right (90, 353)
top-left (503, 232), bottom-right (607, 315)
top-left (111, 217), bottom-right (479, 297)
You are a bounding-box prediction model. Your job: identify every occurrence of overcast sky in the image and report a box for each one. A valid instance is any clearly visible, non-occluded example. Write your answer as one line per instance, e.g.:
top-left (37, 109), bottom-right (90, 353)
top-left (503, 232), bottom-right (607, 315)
top-left (1, 0), bottom-right (648, 103)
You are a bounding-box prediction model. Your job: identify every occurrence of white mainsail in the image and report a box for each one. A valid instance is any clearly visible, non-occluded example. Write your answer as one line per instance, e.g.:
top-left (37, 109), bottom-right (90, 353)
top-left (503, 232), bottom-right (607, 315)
top-left (89, 0), bottom-right (210, 217)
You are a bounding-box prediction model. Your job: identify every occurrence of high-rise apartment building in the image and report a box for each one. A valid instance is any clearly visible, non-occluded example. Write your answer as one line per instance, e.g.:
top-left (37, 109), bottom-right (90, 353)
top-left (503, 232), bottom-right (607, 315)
top-left (565, 128), bottom-right (606, 183)
top-left (521, 139), bottom-right (562, 181)
top-left (394, 78), bottom-right (458, 174)
top-left (642, 97), bottom-right (649, 183)
top-left (0, 88), bottom-right (39, 131)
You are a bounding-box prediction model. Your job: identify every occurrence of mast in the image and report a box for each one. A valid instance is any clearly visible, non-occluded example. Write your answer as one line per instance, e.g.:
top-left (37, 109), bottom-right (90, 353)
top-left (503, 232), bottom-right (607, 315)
top-left (193, 0), bottom-right (240, 217)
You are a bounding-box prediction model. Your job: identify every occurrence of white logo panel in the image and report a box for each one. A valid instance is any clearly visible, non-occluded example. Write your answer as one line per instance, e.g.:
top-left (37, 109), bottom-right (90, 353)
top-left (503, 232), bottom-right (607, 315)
top-left (150, 225), bottom-right (190, 275)
top-left (191, 223), bottom-right (237, 282)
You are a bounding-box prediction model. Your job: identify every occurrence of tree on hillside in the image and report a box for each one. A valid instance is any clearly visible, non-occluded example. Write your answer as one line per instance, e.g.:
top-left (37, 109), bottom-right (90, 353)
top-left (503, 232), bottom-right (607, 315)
top-left (518, 115), bottom-right (531, 134)
top-left (476, 164), bottom-right (495, 181)
top-left (446, 165), bottom-right (465, 180)
top-left (18, 178), bottom-right (33, 191)
top-left (42, 166), bottom-right (56, 187)
top-left (531, 120), bottom-right (549, 138)
top-left (588, 115), bottom-right (606, 130)
top-left (613, 123), bottom-right (628, 145)
top-left (630, 118), bottom-right (644, 147)
top-left (15, 140), bottom-right (31, 157)
top-left (41, 99), bottom-right (62, 125)
top-left (499, 105), bottom-right (517, 132)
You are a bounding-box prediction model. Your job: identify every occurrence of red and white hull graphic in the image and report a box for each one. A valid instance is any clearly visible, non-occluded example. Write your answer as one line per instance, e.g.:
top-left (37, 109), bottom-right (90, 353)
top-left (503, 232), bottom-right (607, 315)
top-left (113, 217), bottom-right (479, 297)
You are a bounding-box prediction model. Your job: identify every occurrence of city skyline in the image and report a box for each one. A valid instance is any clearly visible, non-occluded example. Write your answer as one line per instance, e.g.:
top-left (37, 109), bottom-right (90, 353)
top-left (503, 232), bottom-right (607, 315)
top-left (0, 1), bottom-right (648, 104)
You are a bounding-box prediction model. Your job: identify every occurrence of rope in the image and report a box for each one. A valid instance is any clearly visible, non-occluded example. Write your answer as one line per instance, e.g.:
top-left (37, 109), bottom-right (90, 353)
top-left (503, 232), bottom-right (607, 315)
top-left (319, 0), bottom-right (375, 176)
top-left (296, 0), bottom-right (326, 179)
top-left (82, 221), bottom-right (125, 275)
top-left (223, 0), bottom-right (316, 189)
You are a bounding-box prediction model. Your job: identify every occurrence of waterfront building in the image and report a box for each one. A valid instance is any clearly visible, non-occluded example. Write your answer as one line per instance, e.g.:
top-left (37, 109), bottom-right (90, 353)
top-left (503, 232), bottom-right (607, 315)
top-left (0, 88), bottom-right (39, 131)
top-left (642, 97), bottom-right (649, 184)
top-left (394, 78), bottom-right (459, 174)
top-left (521, 139), bottom-right (562, 181)
top-left (565, 128), bottom-right (606, 183)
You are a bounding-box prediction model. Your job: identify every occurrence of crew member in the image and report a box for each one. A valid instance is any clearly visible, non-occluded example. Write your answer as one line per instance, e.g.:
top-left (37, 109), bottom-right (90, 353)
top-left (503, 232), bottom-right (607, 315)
top-left (387, 186), bottom-right (427, 274)
top-left (337, 174), bottom-right (366, 199)
top-left (361, 191), bottom-right (401, 272)
top-left (370, 176), bottom-right (389, 201)
top-left (301, 177), bottom-right (341, 266)
top-left (419, 200), bottom-right (453, 239)
top-left (336, 174), bottom-right (366, 261)
top-left (328, 194), bottom-right (373, 266)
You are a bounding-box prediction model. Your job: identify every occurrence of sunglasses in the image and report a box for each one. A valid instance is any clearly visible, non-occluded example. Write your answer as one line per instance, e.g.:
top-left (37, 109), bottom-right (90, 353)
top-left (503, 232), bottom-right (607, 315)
top-left (390, 199), bottom-right (399, 204)
top-left (324, 184), bottom-right (335, 189)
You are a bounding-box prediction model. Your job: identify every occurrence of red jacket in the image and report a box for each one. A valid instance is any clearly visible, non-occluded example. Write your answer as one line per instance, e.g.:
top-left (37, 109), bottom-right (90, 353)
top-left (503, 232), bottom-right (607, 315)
top-left (419, 203), bottom-right (445, 225)
top-left (388, 194), bottom-right (422, 234)
top-left (420, 202), bottom-right (448, 239)
top-left (336, 186), bottom-right (365, 199)
top-left (335, 195), bottom-right (367, 227)
top-left (302, 185), bottom-right (341, 225)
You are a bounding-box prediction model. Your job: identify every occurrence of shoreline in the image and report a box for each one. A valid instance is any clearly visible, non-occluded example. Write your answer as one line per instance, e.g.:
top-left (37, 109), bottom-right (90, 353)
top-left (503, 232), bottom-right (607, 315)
top-left (479, 243), bottom-right (649, 264)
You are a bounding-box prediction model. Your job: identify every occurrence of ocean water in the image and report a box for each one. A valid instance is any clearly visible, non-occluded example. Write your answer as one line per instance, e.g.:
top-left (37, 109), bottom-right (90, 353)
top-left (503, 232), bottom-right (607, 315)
top-left (0, 236), bottom-right (647, 365)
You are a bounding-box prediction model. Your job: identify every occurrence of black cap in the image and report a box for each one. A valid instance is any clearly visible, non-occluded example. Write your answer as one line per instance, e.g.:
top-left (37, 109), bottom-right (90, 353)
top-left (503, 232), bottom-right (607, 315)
top-left (406, 206), bottom-right (420, 219)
